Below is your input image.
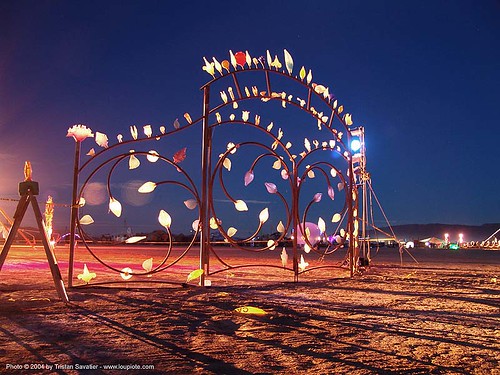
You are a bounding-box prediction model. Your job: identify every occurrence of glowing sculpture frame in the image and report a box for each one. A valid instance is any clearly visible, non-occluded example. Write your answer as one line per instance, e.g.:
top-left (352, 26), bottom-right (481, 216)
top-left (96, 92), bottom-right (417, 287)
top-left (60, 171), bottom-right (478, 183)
top-left (67, 50), bottom-right (362, 287)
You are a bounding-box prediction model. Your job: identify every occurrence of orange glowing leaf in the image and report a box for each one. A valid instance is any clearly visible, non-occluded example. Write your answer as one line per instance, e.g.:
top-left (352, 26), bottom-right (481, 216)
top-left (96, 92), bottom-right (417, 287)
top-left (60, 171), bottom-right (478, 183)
top-left (86, 148), bottom-right (95, 156)
top-left (186, 269), bottom-right (204, 283)
top-left (183, 113), bottom-right (192, 124)
top-left (173, 147), bottom-right (187, 163)
top-left (222, 60), bottom-right (230, 72)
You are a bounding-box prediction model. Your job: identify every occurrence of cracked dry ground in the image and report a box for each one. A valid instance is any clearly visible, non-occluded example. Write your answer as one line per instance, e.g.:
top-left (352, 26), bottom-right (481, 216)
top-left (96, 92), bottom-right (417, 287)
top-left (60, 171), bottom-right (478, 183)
top-left (0, 266), bottom-right (499, 374)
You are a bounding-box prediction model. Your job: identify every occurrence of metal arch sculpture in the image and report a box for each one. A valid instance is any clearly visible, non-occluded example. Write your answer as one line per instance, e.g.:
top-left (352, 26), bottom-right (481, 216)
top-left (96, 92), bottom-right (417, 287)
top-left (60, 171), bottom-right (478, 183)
top-left (67, 49), bottom-right (362, 287)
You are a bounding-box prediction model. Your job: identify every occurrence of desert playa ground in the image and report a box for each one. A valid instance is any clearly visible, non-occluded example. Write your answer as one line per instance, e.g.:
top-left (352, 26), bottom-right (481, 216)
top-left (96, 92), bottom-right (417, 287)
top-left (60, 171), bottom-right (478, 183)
top-left (0, 245), bottom-right (498, 374)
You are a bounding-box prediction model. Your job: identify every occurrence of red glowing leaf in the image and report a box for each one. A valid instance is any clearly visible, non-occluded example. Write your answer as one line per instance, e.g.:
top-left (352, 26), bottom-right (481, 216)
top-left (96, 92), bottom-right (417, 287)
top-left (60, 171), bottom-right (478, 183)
top-left (173, 147), bottom-right (187, 163)
top-left (235, 51), bottom-right (247, 67)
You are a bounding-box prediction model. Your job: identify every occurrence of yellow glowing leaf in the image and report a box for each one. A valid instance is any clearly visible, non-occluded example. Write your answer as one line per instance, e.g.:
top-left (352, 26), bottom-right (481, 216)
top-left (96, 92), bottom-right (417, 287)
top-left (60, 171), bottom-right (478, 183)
top-left (304, 243), bottom-right (311, 253)
top-left (77, 264), bottom-right (96, 284)
top-left (125, 236), bottom-right (146, 243)
top-left (184, 199), bottom-right (197, 210)
top-left (227, 227), bottom-right (237, 237)
top-left (109, 198), bottom-right (122, 217)
top-left (338, 105), bottom-right (344, 114)
top-left (158, 209), bottom-right (172, 228)
top-left (318, 217), bottom-right (326, 233)
top-left (330, 168), bottom-right (337, 178)
top-left (298, 255), bottom-right (309, 271)
top-left (138, 181), bottom-right (156, 193)
top-left (267, 239), bottom-right (276, 250)
top-left (284, 49), bottom-right (293, 75)
top-left (223, 158), bottom-right (231, 171)
top-left (186, 269), bottom-right (204, 283)
top-left (129, 153), bottom-right (140, 170)
top-left (280, 248), bottom-right (288, 267)
top-left (345, 113), bottom-right (353, 126)
top-left (79, 214), bottom-right (94, 225)
top-left (210, 217), bottom-right (219, 229)
top-left (142, 257), bottom-right (153, 272)
top-left (340, 228), bottom-right (346, 237)
top-left (143, 124), bottom-right (152, 138)
top-left (267, 122), bottom-right (274, 131)
top-left (120, 267), bottom-right (133, 280)
top-left (95, 132), bottom-right (109, 148)
top-left (299, 66), bottom-right (306, 80)
top-left (307, 169), bottom-right (315, 178)
top-left (259, 208), bottom-right (269, 223)
top-left (234, 306), bottom-right (267, 316)
top-left (234, 200), bottom-right (248, 211)
top-left (78, 197), bottom-right (86, 207)
top-left (277, 221), bottom-right (285, 233)
top-left (272, 159), bottom-right (282, 169)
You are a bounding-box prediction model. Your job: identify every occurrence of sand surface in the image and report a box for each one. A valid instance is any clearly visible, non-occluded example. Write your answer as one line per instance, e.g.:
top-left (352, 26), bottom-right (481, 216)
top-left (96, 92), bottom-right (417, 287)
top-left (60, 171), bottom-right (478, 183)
top-left (0, 245), bottom-right (498, 374)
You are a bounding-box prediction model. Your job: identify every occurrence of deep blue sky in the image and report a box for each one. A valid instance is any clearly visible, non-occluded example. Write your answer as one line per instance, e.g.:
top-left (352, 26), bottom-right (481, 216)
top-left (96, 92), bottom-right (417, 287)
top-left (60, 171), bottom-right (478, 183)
top-left (1, 0), bottom-right (499, 234)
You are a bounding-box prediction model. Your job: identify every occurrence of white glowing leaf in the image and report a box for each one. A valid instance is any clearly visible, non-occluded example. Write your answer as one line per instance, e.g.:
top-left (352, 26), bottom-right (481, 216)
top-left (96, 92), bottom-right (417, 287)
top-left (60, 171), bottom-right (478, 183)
top-left (129, 153), bottom-right (140, 170)
top-left (216, 112), bottom-right (221, 123)
top-left (158, 210), bottom-right (172, 228)
top-left (142, 258), bottom-right (153, 272)
top-left (272, 159), bottom-right (282, 170)
top-left (265, 182), bottom-right (277, 194)
top-left (318, 217), bottom-right (326, 234)
top-left (277, 221), bottom-right (285, 233)
top-left (285, 142), bottom-right (292, 149)
top-left (77, 264), bottom-right (96, 284)
top-left (284, 49), bottom-right (293, 75)
top-left (242, 111), bottom-right (250, 122)
top-left (338, 182), bottom-right (344, 191)
top-left (229, 50), bottom-right (237, 69)
top-left (95, 132), bottom-right (109, 148)
top-left (259, 208), bottom-right (269, 223)
top-left (267, 122), bottom-right (274, 131)
top-left (304, 138), bottom-right (311, 152)
top-left (234, 200), bottom-right (248, 212)
top-left (245, 50), bottom-right (252, 67)
top-left (210, 217), bottom-right (219, 229)
top-left (138, 181), bottom-right (156, 193)
top-left (79, 215), bottom-right (94, 225)
top-left (298, 255), bottom-right (309, 272)
top-left (227, 142), bottom-right (237, 154)
top-left (304, 243), bottom-right (311, 253)
top-left (223, 158), bottom-right (231, 171)
top-left (130, 125), bottom-right (138, 140)
top-left (267, 239), bottom-right (276, 250)
top-left (109, 198), bottom-right (122, 217)
top-left (255, 114), bottom-right (260, 125)
top-left (78, 197), bottom-right (86, 207)
top-left (125, 236), bottom-right (146, 244)
top-left (227, 227), bottom-right (237, 237)
top-left (220, 91), bottom-right (228, 103)
top-left (281, 169), bottom-right (289, 180)
top-left (192, 219), bottom-right (200, 231)
top-left (160, 125), bottom-right (166, 134)
top-left (143, 125), bottom-right (152, 138)
top-left (120, 267), bottom-right (133, 280)
top-left (328, 185), bottom-right (335, 200)
top-left (230, 114), bottom-right (235, 121)
top-left (186, 269), bottom-right (204, 283)
top-left (266, 50), bottom-right (273, 67)
top-left (306, 69), bottom-right (312, 85)
top-left (313, 193), bottom-right (322, 203)
top-left (244, 170), bottom-right (254, 186)
top-left (213, 57), bottom-right (223, 75)
top-left (117, 134), bottom-right (123, 143)
top-left (147, 150), bottom-right (159, 162)
top-left (281, 248), bottom-right (288, 267)
top-left (340, 228), bottom-right (346, 237)
top-left (330, 168), bottom-right (337, 178)
top-left (308, 169), bottom-right (315, 178)
top-left (184, 199), bottom-right (197, 210)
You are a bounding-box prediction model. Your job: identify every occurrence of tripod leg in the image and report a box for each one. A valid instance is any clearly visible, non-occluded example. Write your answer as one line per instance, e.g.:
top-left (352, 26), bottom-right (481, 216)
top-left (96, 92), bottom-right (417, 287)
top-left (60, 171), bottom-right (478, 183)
top-left (0, 194), bottom-right (31, 271)
top-left (30, 196), bottom-right (69, 302)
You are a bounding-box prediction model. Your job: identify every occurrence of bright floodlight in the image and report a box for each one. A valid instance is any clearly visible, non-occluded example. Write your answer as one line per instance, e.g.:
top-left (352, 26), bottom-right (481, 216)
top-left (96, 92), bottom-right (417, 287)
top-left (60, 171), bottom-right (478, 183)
top-left (351, 139), bottom-right (361, 152)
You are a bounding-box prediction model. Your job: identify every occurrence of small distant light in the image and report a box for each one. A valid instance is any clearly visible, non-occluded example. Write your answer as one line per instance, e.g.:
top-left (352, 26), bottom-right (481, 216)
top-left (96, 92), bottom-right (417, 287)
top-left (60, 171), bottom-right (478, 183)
top-left (351, 139), bottom-right (361, 152)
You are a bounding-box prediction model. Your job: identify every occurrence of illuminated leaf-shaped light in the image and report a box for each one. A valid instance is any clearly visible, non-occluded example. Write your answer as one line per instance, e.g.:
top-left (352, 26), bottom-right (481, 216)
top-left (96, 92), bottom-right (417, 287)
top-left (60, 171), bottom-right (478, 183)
top-left (284, 49), bottom-right (293, 75)
top-left (340, 228), bottom-right (346, 237)
top-left (234, 200), bottom-right (248, 212)
top-left (109, 198), bottom-right (122, 217)
top-left (242, 110), bottom-right (249, 122)
top-left (125, 236), bottom-right (146, 244)
top-left (184, 199), bottom-right (197, 210)
top-left (87, 148), bottom-right (95, 156)
top-left (280, 248), bottom-right (288, 268)
top-left (213, 57), bottom-right (223, 75)
top-left (281, 169), bottom-right (289, 180)
top-left (183, 113), bottom-right (192, 124)
top-left (304, 138), bottom-right (311, 152)
top-left (328, 185), bottom-right (335, 200)
top-left (221, 60), bottom-right (230, 72)
top-left (245, 50), bottom-right (252, 67)
top-left (307, 169), bottom-right (315, 178)
top-left (255, 114), bottom-right (260, 125)
top-left (220, 91), bottom-right (228, 103)
top-left (271, 55), bottom-right (282, 69)
top-left (265, 182), bottom-right (277, 194)
top-left (67, 124), bottom-right (93, 142)
top-left (345, 113), bottom-right (353, 126)
top-left (259, 208), bottom-right (269, 223)
top-left (227, 142), bottom-right (237, 154)
top-left (318, 217), bottom-right (326, 234)
top-left (147, 150), bottom-right (159, 162)
top-left (78, 197), bottom-right (86, 207)
top-left (306, 69), bottom-right (312, 85)
top-left (227, 86), bottom-right (235, 101)
top-left (158, 209), bottom-right (172, 228)
top-left (234, 306), bottom-right (267, 315)
top-left (142, 258), bottom-right (153, 276)
top-left (244, 170), bottom-right (254, 186)
top-left (187, 269), bottom-right (204, 283)
top-left (285, 142), bottom-right (292, 149)
top-left (160, 125), bottom-right (166, 134)
top-left (79, 214), bottom-right (94, 225)
top-left (120, 267), bottom-right (133, 280)
top-left (192, 219), bottom-right (200, 232)
top-left (202, 56), bottom-right (215, 78)
top-left (209, 217), bottom-right (219, 229)
top-left (298, 255), bottom-right (309, 272)
top-left (304, 243), bottom-right (311, 253)
top-left (130, 125), bottom-right (138, 140)
top-left (229, 50), bottom-right (237, 69)
top-left (229, 114), bottom-right (235, 121)
top-left (266, 50), bottom-right (273, 67)
top-left (117, 134), bottom-right (123, 143)
top-left (299, 66), bottom-right (306, 80)
top-left (272, 159), bottom-right (281, 170)
top-left (143, 125), bottom-right (152, 138)
top-left (267, 239), bottom-right (276, 250)
top-left (173, 118), bottom-right (180, 129)
top-left (277, 221), bottom-right (285, 233)
top-left (77, 264), bottom-right (96, 284)
top-left (313, 193), bottom-right (322, 203)
top-left (129, 152), bottom-right (140, 169)
top-left (330, 168), bottom-right (337, 178)
top-left (267, 122), bottom-right (274, 131)
top-left (95, 132), bottom-right (108, 148)
top-left (338, 105), bottom-right (344, 114)
top-left (138, 181), bottom-right (156, 193)
top-left (173, 147), bottom-right (187, 163)
top-left (223, 158), bottom-right (231, 171)
top-left (227, 227), bottom-right (237, 237)
top-left (216, 112), bottom-right (222, 123)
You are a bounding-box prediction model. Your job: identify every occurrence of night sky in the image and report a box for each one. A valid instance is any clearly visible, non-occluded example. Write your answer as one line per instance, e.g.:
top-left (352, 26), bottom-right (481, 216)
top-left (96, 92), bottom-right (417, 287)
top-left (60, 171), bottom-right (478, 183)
top-left (1, 0), bottom-right (499, 235)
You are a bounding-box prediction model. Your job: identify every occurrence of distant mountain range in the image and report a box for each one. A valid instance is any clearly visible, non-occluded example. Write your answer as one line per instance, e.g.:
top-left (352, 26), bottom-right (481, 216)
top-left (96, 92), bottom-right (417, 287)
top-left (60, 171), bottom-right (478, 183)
top-left (373, 223), bottom-right (500, 242)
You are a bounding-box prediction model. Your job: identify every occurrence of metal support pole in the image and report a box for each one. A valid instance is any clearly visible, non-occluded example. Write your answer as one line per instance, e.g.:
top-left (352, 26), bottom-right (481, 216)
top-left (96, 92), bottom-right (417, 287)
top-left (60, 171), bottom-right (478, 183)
top-left (68, 140), bottom-right (81, 287)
